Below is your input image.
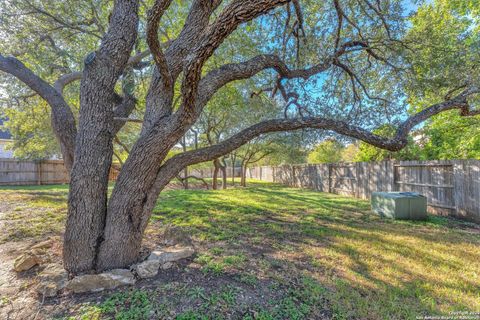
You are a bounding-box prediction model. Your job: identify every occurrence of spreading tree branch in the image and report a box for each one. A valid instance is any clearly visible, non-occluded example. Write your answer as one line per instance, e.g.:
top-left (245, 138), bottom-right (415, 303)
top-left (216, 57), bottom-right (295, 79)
top-left (179, 0), bottom-right (290, 117)
top-left (0, 54), bottom-right (77, 170)
top-left (146, 0), bottom-right (173, 91)
top-left (160, 87), bottom-right (479, 186)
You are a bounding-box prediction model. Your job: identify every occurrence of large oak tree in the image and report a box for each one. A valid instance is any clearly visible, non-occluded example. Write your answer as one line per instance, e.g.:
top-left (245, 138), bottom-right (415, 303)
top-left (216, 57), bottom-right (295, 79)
top-left (0, 0), bottom-right (479, 274)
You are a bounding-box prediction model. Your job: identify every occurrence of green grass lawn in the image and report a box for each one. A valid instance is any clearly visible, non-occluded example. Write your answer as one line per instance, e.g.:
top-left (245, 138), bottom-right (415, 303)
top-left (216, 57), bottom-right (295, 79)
top-left (1, 181), bottom-right (479, 319)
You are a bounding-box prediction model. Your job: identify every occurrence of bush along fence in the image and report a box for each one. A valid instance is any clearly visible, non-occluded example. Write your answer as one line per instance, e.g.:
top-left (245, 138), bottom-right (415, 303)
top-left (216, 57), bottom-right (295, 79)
top-left (247, 160), bottom-right (480, 223)
top-left (0, 159), bottom-right (119, 185)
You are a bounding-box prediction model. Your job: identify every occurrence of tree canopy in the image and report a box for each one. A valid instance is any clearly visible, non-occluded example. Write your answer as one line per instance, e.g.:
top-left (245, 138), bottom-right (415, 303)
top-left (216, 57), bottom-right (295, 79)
top-left (0, 0), bottom-right (478, 273)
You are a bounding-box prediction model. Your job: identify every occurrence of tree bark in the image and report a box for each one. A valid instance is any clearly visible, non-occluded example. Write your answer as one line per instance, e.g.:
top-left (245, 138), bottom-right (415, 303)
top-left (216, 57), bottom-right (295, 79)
top-left (0, 55), bottom-right (77, 171)
top-left (63, 0), bottom-right (140, 274)
top-left (95, 118), bottom-right (188, 271)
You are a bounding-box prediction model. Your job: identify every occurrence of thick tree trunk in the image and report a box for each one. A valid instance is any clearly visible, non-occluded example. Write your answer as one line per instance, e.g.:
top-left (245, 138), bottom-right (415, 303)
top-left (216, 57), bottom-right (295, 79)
top-left (64, 80), bottom-right (116, 273)
top-left (94, 116), bottom-right (193, 271)
top-left (63, 0), bottom-right (140, 274)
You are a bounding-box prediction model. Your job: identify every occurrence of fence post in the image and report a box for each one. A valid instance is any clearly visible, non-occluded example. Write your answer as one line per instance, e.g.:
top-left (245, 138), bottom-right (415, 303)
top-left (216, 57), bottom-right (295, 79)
top-left (36, 161), bottom-right (42, 185)
top-left (328, 163), bottom-right (332, 193)
top-left (355, 162), bottom-right (359, 198)
top-left (390, 161), bottom-right (396, 192)
top-left (452, 160), bottom-right (461, 218)
top-left (291, 165), bottom-right (295, 187)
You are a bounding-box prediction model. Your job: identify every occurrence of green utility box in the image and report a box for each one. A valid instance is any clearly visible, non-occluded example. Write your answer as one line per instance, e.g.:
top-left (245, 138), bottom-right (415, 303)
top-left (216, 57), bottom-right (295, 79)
top-left (371, 192), bottom-right (427, 220)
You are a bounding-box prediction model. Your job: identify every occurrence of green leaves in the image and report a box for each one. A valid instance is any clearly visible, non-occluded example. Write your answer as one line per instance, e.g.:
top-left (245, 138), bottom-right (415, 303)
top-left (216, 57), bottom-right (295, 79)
top-left (355, 125), bottom-right (421, 161)
top-left (403, 0), bottom-right (480, 160)
top-left (307, 139), bottom-right (344, 163)
top-left (0, 98), bottom-right (61, 159)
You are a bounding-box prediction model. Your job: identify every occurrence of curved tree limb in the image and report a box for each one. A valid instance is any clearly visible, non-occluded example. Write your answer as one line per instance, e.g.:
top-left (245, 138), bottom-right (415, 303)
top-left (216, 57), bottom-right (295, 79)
top-left (197, 39), bottom-right (384, 109)
top-left (146, 0), bottom-right (173, 91)
top-left (142, 0), bottom-right (223, 129)
top-left (183, 87), bottom-right (479, 169)
top-left (179, 0), bottom-right (290, 118)
top-left (0, 54), bottom-right (77, 170)
top-left (175, 174), bottom-right (210, 190)
top-left (198, 54), bottom-right (332, 110)
top-left (140, 86), bottom-right (479, 222)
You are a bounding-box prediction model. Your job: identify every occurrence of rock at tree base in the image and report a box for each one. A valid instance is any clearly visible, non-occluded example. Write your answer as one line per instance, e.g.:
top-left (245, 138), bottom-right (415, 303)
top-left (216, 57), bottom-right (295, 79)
top-left (64, 248), bottom-right (193, 294)
top-left (161, 225), bottom-right (193, 246)
top-left (30, 239), bottom-right (54, 250)
top-left (66, 269), bottom-right (135, 294)
top-left (136, 247), bottom-right (193, 278)
top-left (14, 252), bottom-right (40, 272)
top-left (36, 264), bottom-right (68, 297)
top-left (135, 260), bottom-right (161, 279)
top-left (148, 247), bottom-right (194, 264)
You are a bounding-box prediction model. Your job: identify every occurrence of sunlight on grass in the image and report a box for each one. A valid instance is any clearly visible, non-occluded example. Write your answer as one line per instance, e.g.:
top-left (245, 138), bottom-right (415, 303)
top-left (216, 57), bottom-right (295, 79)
top-left (0, 189), bottom-right (68, 243)
top-left (153, 181), bottom-right (480, 318)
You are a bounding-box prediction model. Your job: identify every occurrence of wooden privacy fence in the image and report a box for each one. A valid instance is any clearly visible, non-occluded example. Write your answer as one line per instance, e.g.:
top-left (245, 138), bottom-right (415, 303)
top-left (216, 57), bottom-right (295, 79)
top-left (189, 167), bottom-right (242, 178)
top-left (0, 159), bottom-right (120, 185)
top-left (0, 158), bottom-right (240, 186)
top-left (247, 160), bottom-right (480, 223)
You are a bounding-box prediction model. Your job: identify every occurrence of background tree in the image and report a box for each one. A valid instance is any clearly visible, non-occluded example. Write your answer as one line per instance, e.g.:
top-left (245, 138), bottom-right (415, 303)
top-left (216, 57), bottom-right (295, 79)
top-left (0, 0), bottom-right (478, 274)
top-left (194, 84), bottom-right (244, 189)
top-left (403, 0), bottom-right (480, 159)
top-left (307, 139), bottom-right (344, 164)
top-left (254, 131), bottom-right (308, 166)
top-left (237, 138), bottom-right (276, 186)
top-left (354, 125), bottom-right (422, 161)
top-left (0, 99), bottom-right (61, 159)
top-left (341, 143), bottom-right (359, 162)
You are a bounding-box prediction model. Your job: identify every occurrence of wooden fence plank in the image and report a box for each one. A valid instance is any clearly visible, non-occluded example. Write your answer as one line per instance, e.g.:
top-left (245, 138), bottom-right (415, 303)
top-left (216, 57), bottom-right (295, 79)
top-left (0, 158), bottom-right (118, 185)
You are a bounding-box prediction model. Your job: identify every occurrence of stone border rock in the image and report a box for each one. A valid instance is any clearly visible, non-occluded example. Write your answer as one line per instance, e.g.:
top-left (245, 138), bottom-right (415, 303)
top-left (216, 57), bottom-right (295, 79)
top-left (28, 246), bottom-right (195, 296)
top-left (133, 246), bottom-right (194, 279)
top-left (13, 239), bottom-right (56, 272)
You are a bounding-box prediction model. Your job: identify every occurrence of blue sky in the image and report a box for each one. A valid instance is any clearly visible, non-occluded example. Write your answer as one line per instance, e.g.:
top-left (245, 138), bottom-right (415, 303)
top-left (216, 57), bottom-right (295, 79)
top-left (404, 0), bottom-right (420, 12)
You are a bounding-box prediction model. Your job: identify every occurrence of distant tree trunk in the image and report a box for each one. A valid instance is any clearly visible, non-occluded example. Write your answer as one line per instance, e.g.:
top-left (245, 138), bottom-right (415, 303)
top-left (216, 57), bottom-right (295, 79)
top-left (182, 136), bottom-right (188, 189)
top-left (241, 160), bottom-right (248, 187)
top-left (183, 167), bottom-right (189, 189)
top-left (221, 158), bottom-right (227, 189)
top-left (212, 158), bottom-right (220, 190)
top-left (231, 153), bottom-right (236, 186)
